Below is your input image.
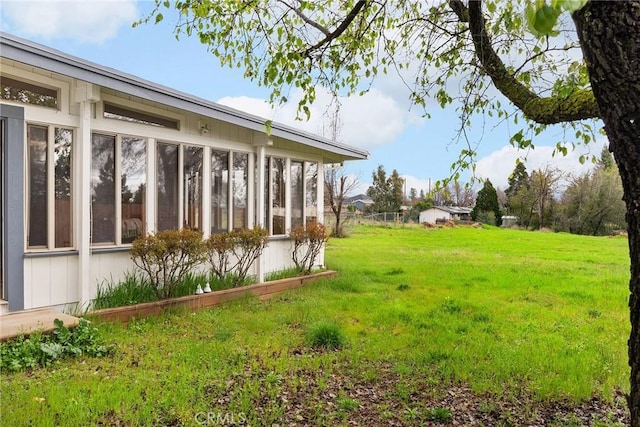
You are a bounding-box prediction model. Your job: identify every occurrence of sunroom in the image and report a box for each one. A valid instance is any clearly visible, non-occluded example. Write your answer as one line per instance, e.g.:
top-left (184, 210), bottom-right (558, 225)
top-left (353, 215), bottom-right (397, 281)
top-left (0, 33), bottom-right (368, 313)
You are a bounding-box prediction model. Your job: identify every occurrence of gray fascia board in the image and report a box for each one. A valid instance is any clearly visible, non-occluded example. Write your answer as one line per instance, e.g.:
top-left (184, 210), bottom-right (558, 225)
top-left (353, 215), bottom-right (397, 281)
top-left (0, 33), bottom-right (369, 161)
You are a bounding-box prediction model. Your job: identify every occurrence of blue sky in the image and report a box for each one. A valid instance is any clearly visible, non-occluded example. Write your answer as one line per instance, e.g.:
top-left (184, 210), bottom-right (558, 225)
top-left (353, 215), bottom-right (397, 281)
top-left (0, 0), bottom-right (606, 194)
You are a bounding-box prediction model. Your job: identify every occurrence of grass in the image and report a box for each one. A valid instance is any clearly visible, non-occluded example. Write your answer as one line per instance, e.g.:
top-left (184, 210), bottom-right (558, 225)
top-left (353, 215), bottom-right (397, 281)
top-left (0, 225), bottom-right (630, 425)
top-left (91, 271), bottom-right (255, 310)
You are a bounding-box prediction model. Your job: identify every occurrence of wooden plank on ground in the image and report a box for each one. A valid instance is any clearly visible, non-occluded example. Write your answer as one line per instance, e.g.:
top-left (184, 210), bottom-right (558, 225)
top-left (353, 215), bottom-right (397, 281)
top-left (0, 309), bottom-right (80, 341)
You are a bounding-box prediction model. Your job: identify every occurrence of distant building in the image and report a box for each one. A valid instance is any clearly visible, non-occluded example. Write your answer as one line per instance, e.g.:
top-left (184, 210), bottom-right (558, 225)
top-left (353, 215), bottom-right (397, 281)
top-left (419, 206), bottom-right (472, 224)
top-left (344, 194), bottom-right (374, 213)
top-left (501, 216), bottom-right (519, 227)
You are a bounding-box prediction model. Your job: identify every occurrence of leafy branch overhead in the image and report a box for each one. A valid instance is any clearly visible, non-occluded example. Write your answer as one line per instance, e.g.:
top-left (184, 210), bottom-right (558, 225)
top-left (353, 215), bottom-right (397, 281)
top-left (145, 0), bottom-right (599, 152)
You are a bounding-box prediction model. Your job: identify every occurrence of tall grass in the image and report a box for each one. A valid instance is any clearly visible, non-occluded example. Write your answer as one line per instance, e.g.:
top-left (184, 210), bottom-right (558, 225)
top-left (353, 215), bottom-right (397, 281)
top-left (92, 274), bottom-right (157, 310)
top-left (91, 271), bottom-right (255, 310)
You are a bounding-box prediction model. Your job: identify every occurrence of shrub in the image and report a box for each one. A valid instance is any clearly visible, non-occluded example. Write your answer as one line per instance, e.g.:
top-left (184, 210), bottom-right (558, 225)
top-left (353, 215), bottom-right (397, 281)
top-left (206, 226), bottom-right (269, 287)
top-left (290, 221), bottom-right (328, 275)
top-left (306, 322), bottom-right (346, 350)
top-left (0, 319), bottom-right (111, 373)
top-left (131, 228), bottom-right (207, 298)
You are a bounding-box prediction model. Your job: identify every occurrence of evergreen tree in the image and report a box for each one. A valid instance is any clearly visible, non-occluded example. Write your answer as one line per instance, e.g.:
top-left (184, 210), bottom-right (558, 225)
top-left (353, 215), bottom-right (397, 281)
top-left (472, 179), bottom-right (502, 226)
top-left (598, 145), bottom-right (614, 171)
top-left (505, 162), bottom-right (529, 199)
top-left (366, 165), bottom-right (403, 213)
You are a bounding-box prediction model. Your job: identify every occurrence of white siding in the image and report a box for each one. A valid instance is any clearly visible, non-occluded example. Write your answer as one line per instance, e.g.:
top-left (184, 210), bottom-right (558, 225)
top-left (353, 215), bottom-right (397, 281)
top-left (419, 208), bottom-right (452, 224)
top-left (24, 255), bottom-right (79, 309)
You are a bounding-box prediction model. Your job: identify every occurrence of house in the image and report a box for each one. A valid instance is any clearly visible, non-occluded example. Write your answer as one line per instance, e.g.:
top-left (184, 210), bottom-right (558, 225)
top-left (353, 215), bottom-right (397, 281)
top-left (344, 194), bottom-right (373, 213)
top-left (0, 33), bottom-right (368, 313)
top-left (419, 206), bottom-right (472, 224)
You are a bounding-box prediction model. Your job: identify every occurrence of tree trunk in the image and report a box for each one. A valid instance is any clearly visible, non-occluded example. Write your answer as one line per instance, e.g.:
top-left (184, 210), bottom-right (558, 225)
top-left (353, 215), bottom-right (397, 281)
top-left (573, 2), bottom-right (640, 424)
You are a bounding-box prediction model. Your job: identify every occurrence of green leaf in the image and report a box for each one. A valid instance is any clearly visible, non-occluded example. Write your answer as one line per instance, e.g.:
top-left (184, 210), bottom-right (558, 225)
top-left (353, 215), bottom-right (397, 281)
top-left (534, 5), bottom-right (560, 35)
top-left (264, 120), bottom-right (272, 136)
top-left (155, 13), bottom-right (164, 24)
top-left (556, 0), bottom-right (588, 12)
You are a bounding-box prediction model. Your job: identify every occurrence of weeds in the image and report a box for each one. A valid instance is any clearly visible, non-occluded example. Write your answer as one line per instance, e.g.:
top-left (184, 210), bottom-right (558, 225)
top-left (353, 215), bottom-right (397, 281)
top-left (306, 322), bottom-right (346, 350)
top-left (425, 407), bottom-right (453, 423)
top-left (0, 319), bottom-right (111, 372)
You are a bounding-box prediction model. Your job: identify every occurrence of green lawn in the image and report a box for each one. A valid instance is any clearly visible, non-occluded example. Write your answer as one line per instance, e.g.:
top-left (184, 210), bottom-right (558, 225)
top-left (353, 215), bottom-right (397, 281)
top-left (1, 225), bottom-right (630, 425)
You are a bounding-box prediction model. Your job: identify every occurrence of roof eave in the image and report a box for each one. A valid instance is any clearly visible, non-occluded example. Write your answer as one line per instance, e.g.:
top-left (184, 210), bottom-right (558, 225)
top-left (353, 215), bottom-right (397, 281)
top-left (0, 32), bottom-right (369, 161)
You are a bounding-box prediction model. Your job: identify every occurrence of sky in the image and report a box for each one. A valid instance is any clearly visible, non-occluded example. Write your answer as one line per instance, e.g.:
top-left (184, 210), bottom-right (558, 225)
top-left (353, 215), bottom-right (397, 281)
top-left (0, 0), bottom-right (607, 195)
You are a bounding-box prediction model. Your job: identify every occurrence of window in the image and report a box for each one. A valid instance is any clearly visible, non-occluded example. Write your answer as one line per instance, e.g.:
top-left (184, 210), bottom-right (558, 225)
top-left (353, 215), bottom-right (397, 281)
top-left (27, 125), bottom-right (73, 249)
top-left (183, 146), bottom-right (203, 230)
top-left (211, 150), bottom-right (229, 233)
top-left (210, 150), bottom-right (249, 233)
top-left (305, 162), bottom-right (318, 224)
top-left (2, 76), bottom-right (58, 108)
top-left (121, 137), bottom-right (146, 243)
top-left (27, 126), bottom-right (48, 247)
top-left (291, 161), bottom-right (304, 229)
top-left (91, 133), bottom-right (146, 245)
top-left (157, 143), bottom-right (179, 231)
top-left (233, 153), bottom-right (248, 230)
top-left (270, 157), bottom-right (286, 235)
top-left (157, 143), bottom-right (204, 232)
top-left (55, 129), bottom-right (73, 247)
top-left (104, 103), bottom-right (179, 130)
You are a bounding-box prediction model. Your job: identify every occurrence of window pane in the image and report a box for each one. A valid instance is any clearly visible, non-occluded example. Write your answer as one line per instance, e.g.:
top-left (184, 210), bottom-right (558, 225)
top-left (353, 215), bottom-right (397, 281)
top-left (91, 134), bottom-right (116, 244)
top-left (264, 156), bottom-right (270, 233)
top-left (54, 128), bottom-right (72, 248)
top-left (183, 146), bottom-right (203, 230)
top-left (1, 76), bottom-right (58, 108)
top-left (272, 157), bottom-right (286, 235)
top-left (121, 136), bottom-right (146, 243)
top-left (157, 143), bottom-right (179, 231)
top-left (291, 161), bottom-right (303, 229)
top-left (211, 150), bottom-right (229, 233)
top-left (305, 162), bottom-right (318, 225)
top-left (233, 152), bottom-right (248, 230)
top-left (27, 125), bottom-right (48, 248)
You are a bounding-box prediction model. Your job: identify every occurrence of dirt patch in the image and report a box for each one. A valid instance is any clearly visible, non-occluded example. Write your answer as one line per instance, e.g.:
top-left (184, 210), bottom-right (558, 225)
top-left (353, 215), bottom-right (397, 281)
top-left (204, 356), bottom-right (629, 426)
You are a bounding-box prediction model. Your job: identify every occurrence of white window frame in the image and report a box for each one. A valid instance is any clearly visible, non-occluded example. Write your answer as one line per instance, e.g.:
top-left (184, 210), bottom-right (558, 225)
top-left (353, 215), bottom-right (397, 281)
top-left (90, 132), bottom-right (147, 247)
top-left (25, 123), bottom-right (74, 251)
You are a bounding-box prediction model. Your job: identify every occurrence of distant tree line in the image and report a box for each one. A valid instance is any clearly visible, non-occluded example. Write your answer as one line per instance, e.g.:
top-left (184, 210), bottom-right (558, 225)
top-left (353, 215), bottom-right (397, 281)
top-left (362, 147), bottom-right (625, 236)
top-left (499, 146), bottom-right (625, 235)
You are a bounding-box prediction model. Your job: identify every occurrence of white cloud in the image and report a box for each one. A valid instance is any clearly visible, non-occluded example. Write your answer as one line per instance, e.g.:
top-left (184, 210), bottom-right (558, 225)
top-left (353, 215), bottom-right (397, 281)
top-left (1, 0), bottom-right (138, 43)
top-left (218, 87), bottom-right (423, 150)
top-left (475, 139), bottom-right (607, 189)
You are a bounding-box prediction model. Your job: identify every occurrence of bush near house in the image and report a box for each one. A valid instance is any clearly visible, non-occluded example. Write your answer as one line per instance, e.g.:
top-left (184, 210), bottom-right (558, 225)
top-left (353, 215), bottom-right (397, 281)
top-left (206, 226), bottom-right (269, 287)
top-left (96, 225), bottom-right (322, 310)
top-left (290, 221), bottom-right (328, 275)
top-left (130, 228), bottom-right (207, 298)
